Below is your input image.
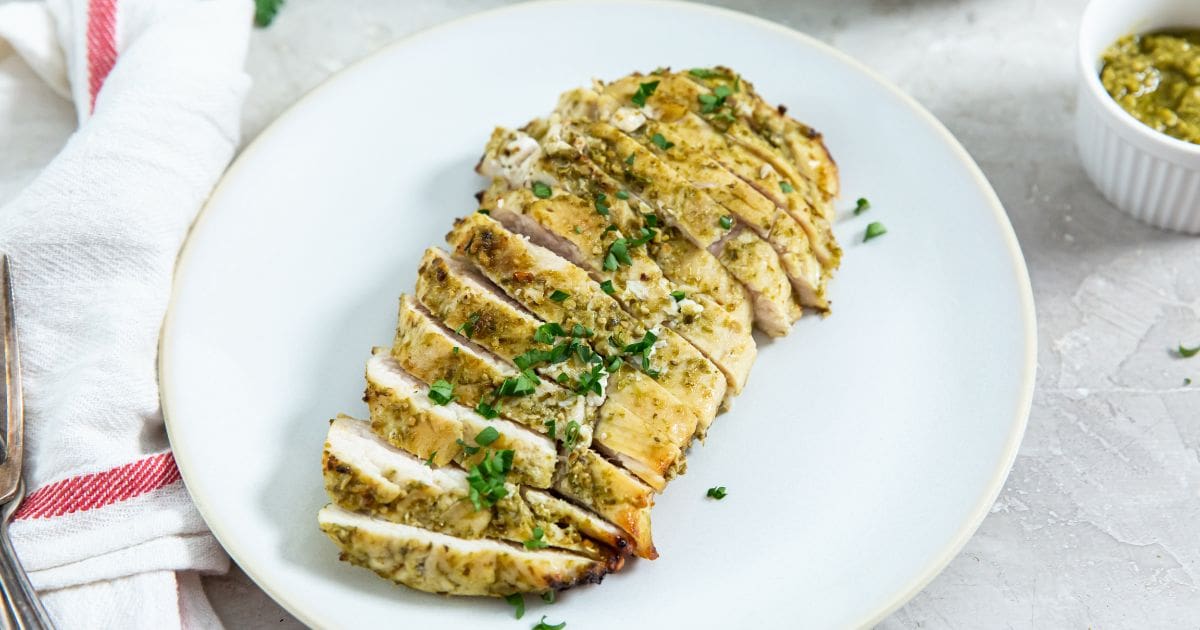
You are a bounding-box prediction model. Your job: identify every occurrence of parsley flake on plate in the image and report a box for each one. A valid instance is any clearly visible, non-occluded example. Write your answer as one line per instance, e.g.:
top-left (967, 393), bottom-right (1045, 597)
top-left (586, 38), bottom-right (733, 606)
top-left (864, 221), bottom-right (887, 242)
top-left (532, 616), bottom-right (566, 630)
top-left (505, 594), bottom-right (525, 619)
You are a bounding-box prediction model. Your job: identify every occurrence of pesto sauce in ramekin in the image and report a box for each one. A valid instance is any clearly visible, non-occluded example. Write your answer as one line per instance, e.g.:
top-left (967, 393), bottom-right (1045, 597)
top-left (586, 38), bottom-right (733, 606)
top-left (1101, 30), bottom-right (1200, 144)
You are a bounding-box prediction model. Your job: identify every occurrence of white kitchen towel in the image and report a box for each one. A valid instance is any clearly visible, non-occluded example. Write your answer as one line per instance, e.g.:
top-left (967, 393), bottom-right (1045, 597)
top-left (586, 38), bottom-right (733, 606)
top-left (0, 0), bottom-right (253, 626)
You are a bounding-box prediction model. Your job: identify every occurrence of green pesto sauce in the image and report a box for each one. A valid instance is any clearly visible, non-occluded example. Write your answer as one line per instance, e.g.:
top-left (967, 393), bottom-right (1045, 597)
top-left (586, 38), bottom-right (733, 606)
top-left (1101, 30), bottom-right (1200, 144)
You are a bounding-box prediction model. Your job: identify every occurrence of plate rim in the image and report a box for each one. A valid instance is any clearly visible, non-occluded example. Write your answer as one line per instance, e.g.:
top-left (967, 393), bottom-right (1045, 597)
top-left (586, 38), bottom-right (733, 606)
top-left (159, 1), bottom-right (1037, 626)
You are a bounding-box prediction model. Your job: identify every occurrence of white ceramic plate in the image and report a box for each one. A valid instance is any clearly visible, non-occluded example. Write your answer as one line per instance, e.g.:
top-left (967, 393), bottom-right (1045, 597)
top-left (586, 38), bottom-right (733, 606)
top-left (160, 2), bottom-right (1036, 627)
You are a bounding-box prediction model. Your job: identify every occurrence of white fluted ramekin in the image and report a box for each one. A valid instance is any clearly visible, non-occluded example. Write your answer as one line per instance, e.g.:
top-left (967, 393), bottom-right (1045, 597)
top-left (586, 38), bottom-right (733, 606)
top-left (1076, 0), bottom-right (1200, 233)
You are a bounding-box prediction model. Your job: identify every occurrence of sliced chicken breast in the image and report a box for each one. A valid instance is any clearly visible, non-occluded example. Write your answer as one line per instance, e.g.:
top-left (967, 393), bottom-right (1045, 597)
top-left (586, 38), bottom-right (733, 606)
top-left (391, 294), bottom-right (591, 450)
top-left (483, 185), bottom-right (756, 394)
top-left (556, 87), bottom-right (826, 310)
top-left (323, 415), bottom-right (623, 561)
top-left (394, 290), bottom-right (657, 556)
top-left (318, 505), bottom-right (613, 596)
top-left (445, 212), bottom-right (726, 432)
top-left (690, 68), bottom-right (840, 200)
top-left (365, 350), bottom-right (558, 488)
top-left (603, 71), bottom-right (841, 272)
top-left (415, 247), bottom-right (697, 490)
top-left (479, 126), bottom-right (755, 332)
top-left (553, 117), bottom-right (799, 334)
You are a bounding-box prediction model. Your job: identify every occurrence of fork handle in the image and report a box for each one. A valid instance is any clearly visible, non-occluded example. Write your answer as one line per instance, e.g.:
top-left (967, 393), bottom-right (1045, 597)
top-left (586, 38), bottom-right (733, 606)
top-left (0, 519), bottom-right (52, 630)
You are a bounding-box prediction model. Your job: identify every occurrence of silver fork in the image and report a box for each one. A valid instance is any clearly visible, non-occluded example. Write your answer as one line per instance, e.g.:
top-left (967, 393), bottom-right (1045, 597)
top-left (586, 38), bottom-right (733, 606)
top-left (0, 257), bottom-right (54, 630)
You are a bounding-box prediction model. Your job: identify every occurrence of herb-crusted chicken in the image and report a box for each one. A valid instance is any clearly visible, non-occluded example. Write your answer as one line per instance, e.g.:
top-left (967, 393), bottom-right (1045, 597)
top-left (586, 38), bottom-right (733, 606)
top-left (318, 66), bottom-right (839, 599)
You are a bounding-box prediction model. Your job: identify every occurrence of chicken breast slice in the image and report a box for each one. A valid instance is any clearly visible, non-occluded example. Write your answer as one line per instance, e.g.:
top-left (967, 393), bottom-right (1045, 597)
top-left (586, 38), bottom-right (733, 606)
top-left (391, 294), bottom-right (591, 450)
top-left (415, 246), bottom-right (696, 490)
top-left (446, 212), bottom-right (725, 432)
top-left (556, 87), bottom-right (825, 310)
top-left (479, 126), bottom-right (754, 333)
top-left (603, 71), bottom-right (841, 271)
top-left (323, 415), bottom-right (625, 562)
top-left (483, 185), bottom-right (755, 395)
top-left (554, 117), bottom-right (799, 334)
top-left (365, 350), bottom-right (557, 488)
top-left (318, 505), bottom-right (612, 596)
top-left (393, 291), bottom-right (657, 556)
top-left (691, 68), bottom-right (840, 200)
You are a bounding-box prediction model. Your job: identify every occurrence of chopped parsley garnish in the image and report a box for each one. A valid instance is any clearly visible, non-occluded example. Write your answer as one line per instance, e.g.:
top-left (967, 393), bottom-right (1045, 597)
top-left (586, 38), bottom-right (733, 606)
top-left (643, 213), bottom-right (659, 228)
top-left (600, 280), bottom-right (616, 294)
top-left (624, 153), bottom-right (635, 166)
top-left (719, 215), bottom-right (733, 230)
top-left (496, 369), bottom-right (540, 397)
top-left (550, 289), bottom-right (570, 303)
top-left (561, 420), bottom-right (582, 450)
top-left (1186, 378), bottom-right (1193, 386)
top-left (573, 226), bottom-right (581, 234)
top-left (532, 181), bottom-right (553, 199)
top-left (456, 438), bottom-right (480, 456)
top-left (474, 426), bottom-right (500, 447)
top-left (571, 323), bottom-right (593, 338)
top-left (534, 322), bottom-right (566, 344)
top-left (864, 221), bottom-right (887, 242)
top-left (606, 356), bottom-right (622, 373)
top-left (623, 330), bottom-right (659, 376)
top-left (574, 363), bottom-right (605, 397)
top-left (594, 193), bottom-right (610, 216)
top-left (616, 190), bottom-right (630, 200)
top-left (1180, 343), bottom-right (1200, 358)
top-left (544, 419), bottom-right (556, 439)
top-left (532, 616), bottom-right (566, 630)
top-left (651, 133), bottom-right (674, 150)
top-left (475, 400), bottom-right (499, 419)
top-left (253, 0), bottom-right (285, 27)
top-left (670, 290), bottom-right (686, 301)
top-left (706, 486), bottom-right (728, 500)
top-left (453, 347), bottom-right (460, 355)
top-left (466, 448), bottom-right (513, 510)
top-left (425, 451), bottom-right (437, 467)
top-left (505, 594), bottom-right (525, 619)
top-left (608, 238), bottom-right (632, 267)
top-left (780, 181), bottom-right (794, 194)
top-left (603, 252), bottom-right (618, 272)
top-left (477, 208), bottom-right (491, 215)
top-left (698, 84), bottom-right (733, 114)
top-left (523, 526), bottom-right (548, 550)
top-left (428, 379), bottom-right (455, 405)
top-left (556, 373), bottom-right (570, 384)
top-left (688, 67), bottom-right (724, 79)
top-left (455, 312), bottom-right (481, 339)
top-left (631, 80), bottom-right (660, 107)
top-left (855, 197), bottom-right (871, 215)
top-left (541, 591), bottom-right (556, 604)
top-left (628, 226), bottom-right (655, 247)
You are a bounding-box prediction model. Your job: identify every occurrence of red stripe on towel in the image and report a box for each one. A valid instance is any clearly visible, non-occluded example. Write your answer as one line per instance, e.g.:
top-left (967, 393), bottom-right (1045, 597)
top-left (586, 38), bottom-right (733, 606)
top-left (13, 452), bottom-right (182, 521)
top-left (86, 0), bottom-right (119, 112)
